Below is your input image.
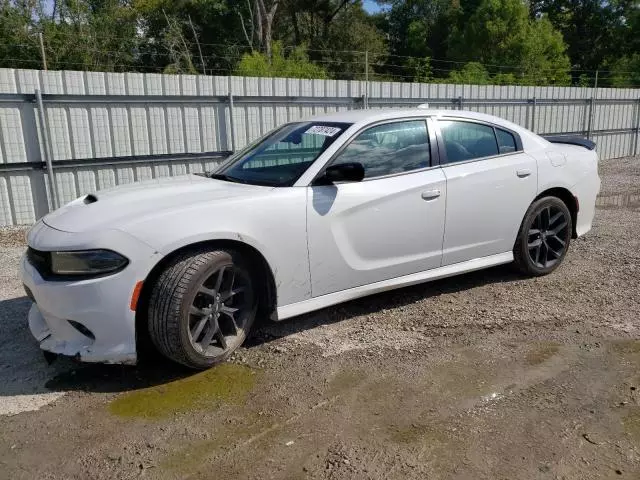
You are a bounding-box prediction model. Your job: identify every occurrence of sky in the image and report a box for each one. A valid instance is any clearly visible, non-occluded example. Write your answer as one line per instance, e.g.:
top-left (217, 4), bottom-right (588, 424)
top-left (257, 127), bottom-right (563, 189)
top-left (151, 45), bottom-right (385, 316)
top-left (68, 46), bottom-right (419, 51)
top-left (362, 0), bottom-right (384, 14)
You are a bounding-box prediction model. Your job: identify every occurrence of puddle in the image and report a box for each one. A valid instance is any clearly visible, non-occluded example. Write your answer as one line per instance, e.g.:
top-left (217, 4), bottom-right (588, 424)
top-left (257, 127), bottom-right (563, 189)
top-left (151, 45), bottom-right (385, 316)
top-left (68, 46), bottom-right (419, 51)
top-left (109, 363), bottom-right (258, 419)
top-left (596, 193), bottom-right (640, 209)
top-left (525, 343), bottom-right (560, 366)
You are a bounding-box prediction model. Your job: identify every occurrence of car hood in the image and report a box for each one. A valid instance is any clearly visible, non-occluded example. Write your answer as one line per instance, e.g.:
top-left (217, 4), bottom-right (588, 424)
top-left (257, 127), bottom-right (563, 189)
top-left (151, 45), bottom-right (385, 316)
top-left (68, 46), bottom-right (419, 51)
top-left (43, 174), bottom-right (271, 233)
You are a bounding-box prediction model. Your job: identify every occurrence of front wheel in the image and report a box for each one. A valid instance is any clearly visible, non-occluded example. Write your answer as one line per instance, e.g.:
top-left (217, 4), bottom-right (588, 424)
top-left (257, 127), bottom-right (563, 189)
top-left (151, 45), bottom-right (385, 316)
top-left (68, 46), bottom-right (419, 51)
top-left (148, 249), bottom-right (257, 369)
top-left (513, 196), bottom-right (572, 276)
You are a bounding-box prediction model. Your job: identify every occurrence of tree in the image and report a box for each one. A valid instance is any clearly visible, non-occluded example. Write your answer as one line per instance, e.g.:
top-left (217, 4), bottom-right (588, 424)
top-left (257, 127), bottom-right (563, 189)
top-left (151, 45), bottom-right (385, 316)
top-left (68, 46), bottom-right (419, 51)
top-left (608, 54), bottom-right (640, 87)
top-left (530, 0), bottom-right (636, 77)
top-left (406, 56), bottom-right (433, 82)
top-left (382, 0), bottom-right (457, 80)
top-left (276, 0), bottom-right (387, 79)
top-left (448, 0), bottom-right (571, 85)
top-left (161, 10), bottom-right (198, 74)
top-left (0, 0), bottom-right (141, 72)
top-left (236, 0), bottom-right (280, 58)
top-left (0, 0), bottom-right (634, 87)
top-left (446, 62), bottom-right (491, 84)
top-left (317, 2), bottom-right (387, 79)
top-left (0, 2), bottom-right (43, 70)
top-left (278, 0), bottom-right (356, 47)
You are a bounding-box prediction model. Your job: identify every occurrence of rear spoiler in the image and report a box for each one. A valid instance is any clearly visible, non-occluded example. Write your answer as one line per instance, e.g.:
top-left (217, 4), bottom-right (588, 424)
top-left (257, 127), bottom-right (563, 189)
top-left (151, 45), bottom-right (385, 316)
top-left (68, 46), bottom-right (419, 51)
top-left (542, 135), bottom-right (596, 150)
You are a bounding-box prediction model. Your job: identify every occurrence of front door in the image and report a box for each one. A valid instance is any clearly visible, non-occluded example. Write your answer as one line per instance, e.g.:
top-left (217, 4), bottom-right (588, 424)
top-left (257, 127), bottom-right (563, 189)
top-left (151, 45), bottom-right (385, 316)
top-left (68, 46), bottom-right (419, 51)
top-left (306, 119), bottom-right (447, 297)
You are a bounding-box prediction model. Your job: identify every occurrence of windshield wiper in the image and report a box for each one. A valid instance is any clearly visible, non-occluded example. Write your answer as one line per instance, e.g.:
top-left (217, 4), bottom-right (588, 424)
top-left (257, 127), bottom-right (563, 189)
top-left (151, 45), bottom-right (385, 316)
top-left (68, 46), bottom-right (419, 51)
top-left (210, 173), bottom-right (245, 184)
top-left (209, 172), bottom-right (278, 187)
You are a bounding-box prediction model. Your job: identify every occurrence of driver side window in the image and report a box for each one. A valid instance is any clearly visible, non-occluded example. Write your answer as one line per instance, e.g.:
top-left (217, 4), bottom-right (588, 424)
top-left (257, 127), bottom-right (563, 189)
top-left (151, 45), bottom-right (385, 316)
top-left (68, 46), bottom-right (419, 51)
top-left (331, 120), bottom-right (431, 179)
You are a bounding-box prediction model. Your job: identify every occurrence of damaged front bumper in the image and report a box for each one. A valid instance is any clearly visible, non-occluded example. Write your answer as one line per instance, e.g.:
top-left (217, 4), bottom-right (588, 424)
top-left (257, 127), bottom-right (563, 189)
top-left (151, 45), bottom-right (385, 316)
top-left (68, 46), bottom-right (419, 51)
top-left (20, 221), bottom-right (160, 365)
top-left (27, 302), bottom-right (136, 364)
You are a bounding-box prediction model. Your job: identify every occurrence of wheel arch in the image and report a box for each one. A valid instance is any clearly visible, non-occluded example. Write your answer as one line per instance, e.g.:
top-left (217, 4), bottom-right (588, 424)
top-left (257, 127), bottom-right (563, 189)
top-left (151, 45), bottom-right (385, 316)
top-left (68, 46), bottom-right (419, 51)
top-left (534, 187), bottom-right (578, 238)
top-left (134, 239), bottom-right (277, 358)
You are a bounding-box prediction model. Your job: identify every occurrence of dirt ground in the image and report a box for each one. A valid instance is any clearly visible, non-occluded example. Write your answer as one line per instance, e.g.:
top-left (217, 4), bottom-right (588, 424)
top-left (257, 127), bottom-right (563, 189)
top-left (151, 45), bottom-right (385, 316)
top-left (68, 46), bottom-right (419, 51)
top-left (1, 157), bottom-right (639, 480)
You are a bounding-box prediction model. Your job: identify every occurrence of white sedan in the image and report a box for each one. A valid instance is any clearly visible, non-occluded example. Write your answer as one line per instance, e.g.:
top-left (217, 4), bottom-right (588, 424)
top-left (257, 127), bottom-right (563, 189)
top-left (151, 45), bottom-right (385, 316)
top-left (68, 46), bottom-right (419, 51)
top-left (21, 109), bottom-right (600, 368)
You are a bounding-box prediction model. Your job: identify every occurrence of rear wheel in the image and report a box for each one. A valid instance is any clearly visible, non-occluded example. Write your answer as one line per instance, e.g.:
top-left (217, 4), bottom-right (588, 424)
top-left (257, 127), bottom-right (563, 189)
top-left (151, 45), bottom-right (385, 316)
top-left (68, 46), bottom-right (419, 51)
top-left (148, 249), bottom-right (256, 369)
top-left (513, 196), bottom-right (572, 276)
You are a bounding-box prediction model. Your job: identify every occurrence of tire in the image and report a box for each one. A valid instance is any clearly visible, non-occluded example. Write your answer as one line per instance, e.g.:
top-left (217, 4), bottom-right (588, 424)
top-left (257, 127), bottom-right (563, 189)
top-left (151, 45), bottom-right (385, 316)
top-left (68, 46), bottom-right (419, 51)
top-left (513, 196), bottom-right (572, 276)
top-left (147, 248), bottom-right (257, 369)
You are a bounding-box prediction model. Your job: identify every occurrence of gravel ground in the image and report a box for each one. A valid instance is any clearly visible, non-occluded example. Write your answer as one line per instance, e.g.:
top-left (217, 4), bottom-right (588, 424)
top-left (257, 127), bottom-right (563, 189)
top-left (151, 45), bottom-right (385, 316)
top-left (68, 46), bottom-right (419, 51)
top-left (0, 157), bottom-right (639, 479)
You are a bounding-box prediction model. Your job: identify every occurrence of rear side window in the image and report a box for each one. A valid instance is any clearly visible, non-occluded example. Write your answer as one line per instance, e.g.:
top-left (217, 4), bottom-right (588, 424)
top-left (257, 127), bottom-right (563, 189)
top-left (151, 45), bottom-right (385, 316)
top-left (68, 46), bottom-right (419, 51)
top-left (331, 120), bottom-right (430, 179)
top-left (439, 120), bottom-right (499, 163)
top-left (496, 128), bottom-right (517, 154)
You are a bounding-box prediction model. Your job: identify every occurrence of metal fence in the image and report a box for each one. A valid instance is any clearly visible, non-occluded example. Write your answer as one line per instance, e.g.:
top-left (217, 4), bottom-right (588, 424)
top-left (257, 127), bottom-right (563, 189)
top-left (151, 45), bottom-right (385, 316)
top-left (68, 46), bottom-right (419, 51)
top-left (0, 68), bottom-right (639, 226)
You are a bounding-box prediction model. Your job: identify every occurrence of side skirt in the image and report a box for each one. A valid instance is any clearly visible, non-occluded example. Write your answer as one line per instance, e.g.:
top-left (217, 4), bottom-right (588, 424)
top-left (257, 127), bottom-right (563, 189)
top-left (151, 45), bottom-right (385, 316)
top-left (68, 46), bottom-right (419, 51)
top-left (275, 251), bottom-right (514, 321)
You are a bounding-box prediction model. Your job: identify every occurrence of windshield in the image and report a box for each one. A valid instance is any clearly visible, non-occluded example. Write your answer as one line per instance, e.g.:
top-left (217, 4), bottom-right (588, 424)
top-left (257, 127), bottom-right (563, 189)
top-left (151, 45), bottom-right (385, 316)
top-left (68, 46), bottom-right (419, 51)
top-left (213, 121), bottom-right (352, 186)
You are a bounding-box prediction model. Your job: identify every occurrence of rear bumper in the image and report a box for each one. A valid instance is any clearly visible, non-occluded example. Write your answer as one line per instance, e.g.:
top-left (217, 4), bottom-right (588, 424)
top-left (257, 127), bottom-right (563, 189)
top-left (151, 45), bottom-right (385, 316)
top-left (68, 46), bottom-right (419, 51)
top-left (573, 171), bottom-right (601, 237)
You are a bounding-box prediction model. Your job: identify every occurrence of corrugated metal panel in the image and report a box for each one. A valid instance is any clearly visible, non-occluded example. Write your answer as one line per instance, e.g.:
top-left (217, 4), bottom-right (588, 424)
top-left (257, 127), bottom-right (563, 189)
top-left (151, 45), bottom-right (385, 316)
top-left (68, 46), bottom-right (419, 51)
top-left (0, 68), bottom-right (637, 225)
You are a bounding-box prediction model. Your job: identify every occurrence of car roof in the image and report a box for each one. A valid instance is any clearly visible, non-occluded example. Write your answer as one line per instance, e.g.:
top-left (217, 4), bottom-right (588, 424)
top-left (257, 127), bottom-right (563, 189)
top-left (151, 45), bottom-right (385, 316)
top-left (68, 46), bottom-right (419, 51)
top-left (308, 108), bottom-right (547, 150)
top-left (309, 108), bottom-right (510, 127)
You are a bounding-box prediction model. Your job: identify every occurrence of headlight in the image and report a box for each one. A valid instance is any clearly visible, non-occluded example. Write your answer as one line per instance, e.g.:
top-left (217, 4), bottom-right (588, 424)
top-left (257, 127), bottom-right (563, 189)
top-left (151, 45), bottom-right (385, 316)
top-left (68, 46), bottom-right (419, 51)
top-left (50, 250), bottom-right (129, 275)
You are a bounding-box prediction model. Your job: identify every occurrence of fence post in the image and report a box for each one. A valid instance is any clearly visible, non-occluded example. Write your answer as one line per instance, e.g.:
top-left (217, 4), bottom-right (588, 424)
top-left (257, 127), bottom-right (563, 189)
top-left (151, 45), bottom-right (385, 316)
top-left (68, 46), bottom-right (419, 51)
top-left (529, 97), bottom-right (537, 133)
top-left (35, 89), bottom-right (60, 210)
top-left (364, 50), bottom-right (369, 109)
top-left (586, 97), bottom-right (594, 140)
top-left (228, 89), bottom-right (236, 153)
top-left (634, 98), bottom-right (640, 156)
top-left (458, 95), bottom-right (463, 110)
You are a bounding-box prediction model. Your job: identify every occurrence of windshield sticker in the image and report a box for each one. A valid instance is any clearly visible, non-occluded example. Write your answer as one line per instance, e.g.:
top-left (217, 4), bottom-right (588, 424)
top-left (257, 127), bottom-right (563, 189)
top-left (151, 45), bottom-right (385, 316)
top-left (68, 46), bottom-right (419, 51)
top-left (305, 125), bottom-right (342, 137)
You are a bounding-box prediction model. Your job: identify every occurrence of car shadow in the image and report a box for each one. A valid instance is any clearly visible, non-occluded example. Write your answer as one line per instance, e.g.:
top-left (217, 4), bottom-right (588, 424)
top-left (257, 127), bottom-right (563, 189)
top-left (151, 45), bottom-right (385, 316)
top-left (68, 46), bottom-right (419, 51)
top-left (246, 263), bottom-right (523, 347)
top-left (0, 295), bottom-right (193, 398)
top-left (0, 264), bottom-right (523, 398)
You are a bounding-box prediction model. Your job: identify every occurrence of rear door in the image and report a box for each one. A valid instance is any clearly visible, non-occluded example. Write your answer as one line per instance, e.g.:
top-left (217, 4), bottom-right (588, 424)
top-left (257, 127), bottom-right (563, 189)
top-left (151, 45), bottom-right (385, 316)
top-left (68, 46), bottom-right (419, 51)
top-left (306, 118), bottom-right (447, 297)
top-left (435, 118), bottom-right (538, 265)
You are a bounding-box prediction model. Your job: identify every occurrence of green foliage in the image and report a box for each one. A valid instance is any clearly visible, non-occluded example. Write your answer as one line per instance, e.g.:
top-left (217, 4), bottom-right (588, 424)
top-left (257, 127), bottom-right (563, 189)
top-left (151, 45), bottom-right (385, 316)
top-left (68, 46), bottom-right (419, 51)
top-left (609, 54), bottom-right (640, 88)
top-left (0, 0), bottom-right (638, 87)
top-left (576, 74), bottom-right (592, 87)
top-left (384, 0), bottom-right (456, 79)
top-left (0, 3), bottom-right (42, 69)
top-left (446, 62), bottom-right (491, 84)
top-left (235, 43), bottom-right (328, 79)
top-left (531, 0), bottom-right (636, 79)
top-left (448, 0), bottom-right (571, 85)
top-left (406, 56), bottom-right (433, 83)
top-left (492, 73), bottom-right (518, 85)
top-left (520, 17), bottom-right (571, 85)
top-left (277, 1), bottom-right (388, 80)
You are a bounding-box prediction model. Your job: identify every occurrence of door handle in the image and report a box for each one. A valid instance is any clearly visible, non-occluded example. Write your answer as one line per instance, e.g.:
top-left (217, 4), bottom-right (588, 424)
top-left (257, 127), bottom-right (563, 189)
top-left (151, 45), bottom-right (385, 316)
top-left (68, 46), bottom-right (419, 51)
top-left (421, 189), bottom-right (441, 200)
top-left (516, 169), bottom-right (532, 178)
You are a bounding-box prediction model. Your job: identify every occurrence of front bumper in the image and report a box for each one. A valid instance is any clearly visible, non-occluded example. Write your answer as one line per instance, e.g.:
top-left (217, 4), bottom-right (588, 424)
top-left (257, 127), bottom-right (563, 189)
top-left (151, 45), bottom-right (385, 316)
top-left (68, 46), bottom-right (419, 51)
top-left (21, 222), bottom-right (160, 364)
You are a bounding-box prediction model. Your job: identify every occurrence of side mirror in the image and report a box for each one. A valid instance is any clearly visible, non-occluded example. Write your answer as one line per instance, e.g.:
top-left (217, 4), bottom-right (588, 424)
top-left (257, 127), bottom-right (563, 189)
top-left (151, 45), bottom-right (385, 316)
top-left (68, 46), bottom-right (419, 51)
top-left (316, 162), bottom-right (365, 184)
